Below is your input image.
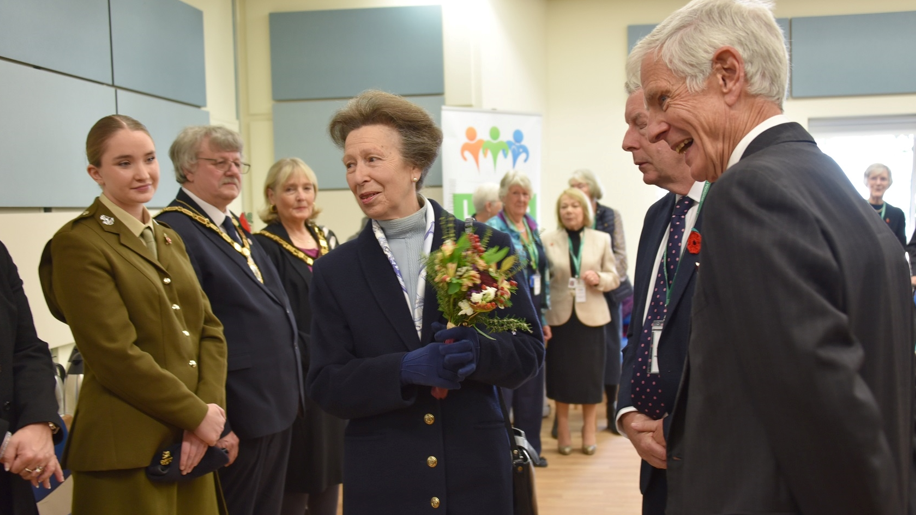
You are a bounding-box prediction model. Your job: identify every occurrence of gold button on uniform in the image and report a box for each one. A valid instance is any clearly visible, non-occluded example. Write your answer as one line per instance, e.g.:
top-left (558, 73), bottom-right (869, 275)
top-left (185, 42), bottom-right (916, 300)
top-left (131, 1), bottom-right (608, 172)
top-left (189, 360), bottom-right (197, 368)
top-left (172, 304), bottom-right (180, 310)
top-left (424, 414), bottom-right (434, 425)
top-left (182, 330), bottom-right (190, 336)
top-left (430, 497), bottom-right (440, 509)
top-left (163, 278), bottom-right (171, 284)
top-left (427, 456), bottom-right (437, 468)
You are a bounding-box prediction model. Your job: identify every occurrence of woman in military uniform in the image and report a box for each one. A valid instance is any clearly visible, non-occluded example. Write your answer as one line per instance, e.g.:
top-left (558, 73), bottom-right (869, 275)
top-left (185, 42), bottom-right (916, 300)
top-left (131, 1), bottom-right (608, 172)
top-left (39, 115), bottom-right (228, 515)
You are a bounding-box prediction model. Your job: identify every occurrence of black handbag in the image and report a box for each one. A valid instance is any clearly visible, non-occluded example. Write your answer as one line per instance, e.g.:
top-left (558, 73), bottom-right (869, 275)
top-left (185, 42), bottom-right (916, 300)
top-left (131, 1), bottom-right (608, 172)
top-left (610, 277), bottom-right (634, 303)
top-left (146, 443), bottom-right (229, 483)
top-left (498, 393), bottom-right (539, 515)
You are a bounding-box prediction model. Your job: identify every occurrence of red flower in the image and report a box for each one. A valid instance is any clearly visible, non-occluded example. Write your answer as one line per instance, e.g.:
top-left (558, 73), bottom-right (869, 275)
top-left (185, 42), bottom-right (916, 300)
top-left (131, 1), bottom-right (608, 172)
top-left (686, 230), bottom-right (702, 254)
top-left (239, 213), bottom-right (252, 233)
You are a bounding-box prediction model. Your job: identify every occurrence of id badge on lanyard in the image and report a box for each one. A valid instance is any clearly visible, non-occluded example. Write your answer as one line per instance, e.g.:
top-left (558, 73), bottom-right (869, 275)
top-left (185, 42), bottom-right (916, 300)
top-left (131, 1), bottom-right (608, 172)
top-left (568, 277), bottom-right (586, 303)
top-left (530, 272), bottom-right (541, 297)
top-left (648, 318), bottom-right (663, 374)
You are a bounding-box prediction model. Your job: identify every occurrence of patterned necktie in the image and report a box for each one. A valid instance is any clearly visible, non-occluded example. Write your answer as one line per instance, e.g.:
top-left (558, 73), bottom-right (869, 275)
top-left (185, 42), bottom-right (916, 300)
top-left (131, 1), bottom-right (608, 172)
top-left (140, 226), bottom-right (158, 260)
top-left (631, 195), bottom-right (694, 419)
top-left (221, 216), bottom-right (242, 245)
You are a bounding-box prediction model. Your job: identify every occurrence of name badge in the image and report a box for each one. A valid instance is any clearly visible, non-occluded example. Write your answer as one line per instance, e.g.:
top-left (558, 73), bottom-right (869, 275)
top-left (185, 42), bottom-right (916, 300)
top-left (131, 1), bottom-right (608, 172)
top-left (531, 272), bottom-right (541, 297)
top-left (649, 319), bottom-right (664, 374)
top-left (575, 279), bottom-right (587, 303)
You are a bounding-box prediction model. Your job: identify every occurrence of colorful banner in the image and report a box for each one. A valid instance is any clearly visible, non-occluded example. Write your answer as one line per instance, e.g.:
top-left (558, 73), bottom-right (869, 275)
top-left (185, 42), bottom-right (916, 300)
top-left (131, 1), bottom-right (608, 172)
top-left (440, 107), bottom-right (542, 223)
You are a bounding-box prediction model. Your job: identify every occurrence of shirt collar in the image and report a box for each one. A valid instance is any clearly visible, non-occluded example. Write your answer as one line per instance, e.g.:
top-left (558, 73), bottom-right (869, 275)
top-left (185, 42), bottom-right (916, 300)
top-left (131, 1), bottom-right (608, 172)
top-left (682, 180), bottom-right (707, 203)
top-left (182, 187), bottom-right (231, 225)
top-left (726, 114), bottom-right (791, 170)
top-left (98, 194), bottom-right (152, 237)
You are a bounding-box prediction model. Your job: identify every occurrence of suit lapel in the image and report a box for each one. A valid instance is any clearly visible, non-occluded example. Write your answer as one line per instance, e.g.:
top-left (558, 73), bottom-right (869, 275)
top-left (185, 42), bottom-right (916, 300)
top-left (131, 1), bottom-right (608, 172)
top-left (667, 209), bottom-right (703, 312)
top-left (419, 202), bottom-right (448, 346)
top-left (92, 200), bottom-right (166, 274)
top-left (357, 223), bottom-right (422, 351)
top-left (265, 223), bottom-right (314, 287)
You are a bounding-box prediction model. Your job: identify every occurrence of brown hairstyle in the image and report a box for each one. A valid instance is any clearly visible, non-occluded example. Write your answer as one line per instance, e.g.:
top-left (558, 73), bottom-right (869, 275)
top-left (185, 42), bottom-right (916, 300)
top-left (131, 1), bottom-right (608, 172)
top-left (259, 157), bottom-right (322, 224)
top-left (86, 115), bottom-right (151, 167)
top-left (328, 90), bottom-right (442, 188)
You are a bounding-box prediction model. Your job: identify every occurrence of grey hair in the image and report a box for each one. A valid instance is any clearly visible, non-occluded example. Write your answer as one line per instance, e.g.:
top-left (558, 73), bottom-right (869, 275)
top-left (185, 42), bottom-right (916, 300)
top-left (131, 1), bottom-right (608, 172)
top-left (568, 169), bottom-right (604, 201)
top-left (627, 0), bottom-right (789, 107)
top-left (169, 125), bottom-right (244, 184)
top-left (864, 163), bottom-right (892, 185)
top-left (472, 183), bottom-right (500, 215)
top-left (498, 170), bottom-right (533, 201)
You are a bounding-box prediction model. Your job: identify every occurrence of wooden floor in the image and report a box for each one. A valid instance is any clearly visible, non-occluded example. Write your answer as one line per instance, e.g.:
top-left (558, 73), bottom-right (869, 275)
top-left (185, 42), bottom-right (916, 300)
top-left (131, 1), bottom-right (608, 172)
top-left (335, 400), bottom-right (645, 514)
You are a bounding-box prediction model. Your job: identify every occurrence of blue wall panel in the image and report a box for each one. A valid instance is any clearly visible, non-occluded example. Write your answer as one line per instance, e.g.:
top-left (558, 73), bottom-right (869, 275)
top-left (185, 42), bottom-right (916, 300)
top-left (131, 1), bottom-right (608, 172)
top-left (110, 0), bottom-right (207, 107)
top-left (115, 91), bottom-right (211, 208)
top-left (0, 0), bottom-right (112, 84)
top-left (270, 6), bottom-right (444, 101)
top-left (791, 11), bottom-right (916, 97)
top-left (0, 61), bottom-right (116, 208)
top-left (273, 95), bottom-right (444, 190)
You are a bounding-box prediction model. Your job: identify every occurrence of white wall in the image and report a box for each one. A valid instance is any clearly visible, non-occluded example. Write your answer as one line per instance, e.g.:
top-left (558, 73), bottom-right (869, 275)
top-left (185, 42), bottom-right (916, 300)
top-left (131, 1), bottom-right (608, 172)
top-left (545, 0), bottom-right (916, 280)
top-left (0, 0), bottom-right (239, 355)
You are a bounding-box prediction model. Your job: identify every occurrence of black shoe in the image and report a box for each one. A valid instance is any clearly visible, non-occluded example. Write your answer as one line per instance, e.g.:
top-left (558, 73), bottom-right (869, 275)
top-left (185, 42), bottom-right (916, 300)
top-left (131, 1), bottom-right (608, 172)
top-left (533, 455), bottom-right (548, 468)
top-left (550, 417), bottom-right (558, 439)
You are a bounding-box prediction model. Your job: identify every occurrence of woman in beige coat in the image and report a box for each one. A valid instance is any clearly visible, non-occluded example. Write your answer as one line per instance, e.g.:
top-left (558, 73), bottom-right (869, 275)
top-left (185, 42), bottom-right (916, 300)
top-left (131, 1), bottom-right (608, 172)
top-left (543, 188), bottom-right (619, 456)
top-left (39, 115), bottom-right (228, 515)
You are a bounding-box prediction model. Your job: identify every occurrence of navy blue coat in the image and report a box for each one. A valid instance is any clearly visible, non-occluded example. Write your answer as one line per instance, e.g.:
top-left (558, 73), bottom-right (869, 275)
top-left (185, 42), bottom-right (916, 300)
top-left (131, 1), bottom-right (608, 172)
top-left (618, 191), bottom-right (702, 509)
top-left (307, 200), bottom-right (544, 515)
top-left (157, 190), bottom-right (303, 440)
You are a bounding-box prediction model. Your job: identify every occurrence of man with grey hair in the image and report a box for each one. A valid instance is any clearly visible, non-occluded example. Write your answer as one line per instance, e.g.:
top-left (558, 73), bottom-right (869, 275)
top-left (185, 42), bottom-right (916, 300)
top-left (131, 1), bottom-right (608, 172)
top-left (630, 0), bottom-right (915, 513)
top-left (471, 182), bottom-right (502, 223)
top-left (157, 126), bottom-right (303, 515)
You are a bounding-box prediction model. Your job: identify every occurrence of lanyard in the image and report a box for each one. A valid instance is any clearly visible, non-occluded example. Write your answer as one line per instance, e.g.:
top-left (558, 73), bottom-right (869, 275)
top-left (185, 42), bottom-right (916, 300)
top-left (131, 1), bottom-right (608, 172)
top-left (877, 203), bottom-right (887, 221)
top-left (662, 181), bottom-right (711, 305)
top-left (372, 201), bottom-right (436, 338)
top-left (521, 222), bottom-right (539, 270)
top-left (568, 231), bottom-right (583, 278)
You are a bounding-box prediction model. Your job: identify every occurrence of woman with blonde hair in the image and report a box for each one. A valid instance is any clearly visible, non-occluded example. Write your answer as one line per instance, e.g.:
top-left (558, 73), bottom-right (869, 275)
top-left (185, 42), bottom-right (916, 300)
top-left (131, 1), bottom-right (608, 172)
top-left (252, 158), bottom-right (343, 515)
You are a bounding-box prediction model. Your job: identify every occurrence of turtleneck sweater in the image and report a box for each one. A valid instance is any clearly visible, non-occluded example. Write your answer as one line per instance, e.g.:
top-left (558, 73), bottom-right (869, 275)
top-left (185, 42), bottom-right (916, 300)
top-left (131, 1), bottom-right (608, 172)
top-left (376, 201), bottom-right (428, 301)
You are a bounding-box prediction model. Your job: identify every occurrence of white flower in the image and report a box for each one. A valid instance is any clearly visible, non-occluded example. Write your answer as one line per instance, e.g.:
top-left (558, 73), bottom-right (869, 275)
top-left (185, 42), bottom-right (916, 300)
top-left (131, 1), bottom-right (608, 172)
top-left (458, 300), bottom-right (474, 316)
top-left (470, 292), bottom-right (483, 304)
top-left (480, 286), bottom-right (496, 303)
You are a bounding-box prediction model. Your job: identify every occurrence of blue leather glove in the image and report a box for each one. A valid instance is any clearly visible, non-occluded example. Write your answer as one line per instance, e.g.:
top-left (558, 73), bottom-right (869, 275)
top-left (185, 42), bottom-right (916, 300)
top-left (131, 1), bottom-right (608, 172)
top-left (400, 343), bottom-right (461, 389)
top-left (434, 325), bottom-right (480, 381)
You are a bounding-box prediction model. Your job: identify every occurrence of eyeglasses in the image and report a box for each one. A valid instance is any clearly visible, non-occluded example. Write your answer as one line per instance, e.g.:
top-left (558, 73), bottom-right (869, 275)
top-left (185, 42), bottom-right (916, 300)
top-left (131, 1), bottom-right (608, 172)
top-left (196, 157), bottom-right (250, 174)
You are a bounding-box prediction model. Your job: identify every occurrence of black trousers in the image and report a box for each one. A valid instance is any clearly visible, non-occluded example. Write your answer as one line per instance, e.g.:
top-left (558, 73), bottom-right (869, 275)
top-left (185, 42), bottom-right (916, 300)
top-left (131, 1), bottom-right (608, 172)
top-left (219, 426), bottom-right (293, 515)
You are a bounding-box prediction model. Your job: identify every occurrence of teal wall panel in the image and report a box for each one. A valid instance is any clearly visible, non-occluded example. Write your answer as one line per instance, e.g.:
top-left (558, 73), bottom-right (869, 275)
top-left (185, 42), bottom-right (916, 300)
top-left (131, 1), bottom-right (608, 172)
top-left (791, 11), bottom-right (916, 97)
top-left (115, 91), bottom-right (211, 208)
top-left (269, 6), bottom-right (444, 101)
top-left (110, 0), bottom-right (207, 106)
top-left (272, 95), bottom-right (444, 190)
top-left (0, 61), bottom-right (116, 208)
top-left (0, 0), bottom-right (112, 84)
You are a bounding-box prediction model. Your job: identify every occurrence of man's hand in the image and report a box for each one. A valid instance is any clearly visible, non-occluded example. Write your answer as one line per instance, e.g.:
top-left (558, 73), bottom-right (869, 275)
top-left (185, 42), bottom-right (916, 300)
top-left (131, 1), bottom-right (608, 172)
top-left (216, 430), bottom-right (240, 466)
top-left (1, 423), bottom-right (65, 488)
top-left (193, 403), bottom-right (226, 446)
top-left (180, 430), bottom-right (208, 475)
top-left (910, 275), bottom-right (916, 287)
top-left (621, 412), bottom-right (667, 469)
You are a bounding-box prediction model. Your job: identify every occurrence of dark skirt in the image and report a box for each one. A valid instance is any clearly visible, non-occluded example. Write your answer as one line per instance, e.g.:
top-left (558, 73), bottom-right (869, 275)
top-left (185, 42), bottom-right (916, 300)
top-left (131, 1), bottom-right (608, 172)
top-left (546, 314), bottom-right (606, 404)
top-left (285, 393), bottom-right (346, 494)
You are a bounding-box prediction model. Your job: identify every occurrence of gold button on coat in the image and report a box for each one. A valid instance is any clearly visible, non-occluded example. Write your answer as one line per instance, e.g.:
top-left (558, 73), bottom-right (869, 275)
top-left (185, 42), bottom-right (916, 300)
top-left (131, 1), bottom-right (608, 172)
top-left (172, 304), bottom-right (180, 310)
top-left (427, 456), bottom-right (437, 468)
top-left (163, 278), bottom-right (171, 284)
top-left (424, 414), bottom-right (434, 425)
top-left (430, 497), bottom-right (440, 509)
top-left (189, 360), bottom-right (197, 368)
top-left (182, 330), bottom-right (190, 336)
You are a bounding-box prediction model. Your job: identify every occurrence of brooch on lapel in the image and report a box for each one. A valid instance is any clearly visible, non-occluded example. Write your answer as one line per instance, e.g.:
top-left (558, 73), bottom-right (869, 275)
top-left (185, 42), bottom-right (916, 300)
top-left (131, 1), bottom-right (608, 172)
top-left (164, 235), bottom-right (172, 245)
top-left (100, 215), bottom-right (115, 226)
top-left (687, 229), bottom-right (701, 254)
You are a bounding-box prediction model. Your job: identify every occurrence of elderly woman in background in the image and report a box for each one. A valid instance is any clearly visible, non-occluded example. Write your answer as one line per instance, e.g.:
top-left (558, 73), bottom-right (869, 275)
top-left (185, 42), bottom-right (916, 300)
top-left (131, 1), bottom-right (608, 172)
top-left (864, 163), bottom-right (906, 246)
top-left (544, 188), bottom-right (619, 455)
top-left (486, 169), bottom-right (550, 467)
top-left (471, 182), bottom-right (502, 223)
top-left (39, 115), bottom-right (227, 515)
top-left (252, 158), bottom-right (343, 515)
top-left (306, 90), bottom-right (544, 514)
top-left (568, 169), bottom-right (630, 433)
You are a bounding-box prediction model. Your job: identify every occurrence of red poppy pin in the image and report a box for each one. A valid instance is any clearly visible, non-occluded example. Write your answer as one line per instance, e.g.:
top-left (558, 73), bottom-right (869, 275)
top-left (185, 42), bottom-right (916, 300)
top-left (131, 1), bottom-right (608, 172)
top-left (239, 213), bottom-right (252, 233)
top-left (686, 229), bottom-right (702, 254)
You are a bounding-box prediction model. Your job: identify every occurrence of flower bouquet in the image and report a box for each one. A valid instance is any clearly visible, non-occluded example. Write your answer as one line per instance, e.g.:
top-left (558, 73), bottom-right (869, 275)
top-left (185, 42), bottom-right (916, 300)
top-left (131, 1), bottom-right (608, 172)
top-left (426, 218), bottom-right (532, 399)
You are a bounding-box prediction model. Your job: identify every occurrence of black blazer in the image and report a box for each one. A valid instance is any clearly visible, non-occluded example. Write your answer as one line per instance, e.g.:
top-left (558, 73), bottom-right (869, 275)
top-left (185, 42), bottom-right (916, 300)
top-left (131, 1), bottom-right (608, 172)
top-left (307, 200), bottom-right (544, 514)
top-left (0, 241), bottom-right (61, 514)
top-left (157, 190), bottom-right (303, 440)
top-left (617, 192), bottom-right (701, 500)
top-left (666, 123), bottom-right (916, 514)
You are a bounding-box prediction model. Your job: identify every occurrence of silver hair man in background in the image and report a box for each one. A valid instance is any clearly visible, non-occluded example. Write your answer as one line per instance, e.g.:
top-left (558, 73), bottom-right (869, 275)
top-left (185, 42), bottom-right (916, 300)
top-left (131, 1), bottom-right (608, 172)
top-left (471, 182), bottom-right (502, 223)
top-left (629, 0), bottom-right (915, 513)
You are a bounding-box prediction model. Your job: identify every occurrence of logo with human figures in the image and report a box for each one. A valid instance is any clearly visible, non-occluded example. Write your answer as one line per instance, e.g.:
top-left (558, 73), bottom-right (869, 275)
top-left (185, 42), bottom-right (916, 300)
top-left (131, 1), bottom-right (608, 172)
top-left (461, 126), bottom-right (530, 172)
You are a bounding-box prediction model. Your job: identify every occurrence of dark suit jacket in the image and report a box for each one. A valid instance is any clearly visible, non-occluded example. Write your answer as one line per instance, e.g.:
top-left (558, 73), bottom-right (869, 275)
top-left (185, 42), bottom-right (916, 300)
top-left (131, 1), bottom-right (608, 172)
top-left (0, 241), bottom-right (61, 515)
top-left (307, 200), bottom-right (544, 514)
top-left (157, 190), bottom-right (302, 440)
top-left (617, 192), bottom-right (702, 503)
top-left (666, 122), bottom-right (916, 514)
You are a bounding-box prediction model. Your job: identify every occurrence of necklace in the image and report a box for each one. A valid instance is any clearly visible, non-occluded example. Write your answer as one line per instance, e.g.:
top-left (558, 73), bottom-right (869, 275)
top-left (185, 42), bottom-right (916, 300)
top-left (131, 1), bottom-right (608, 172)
top-left (256, 224), bottom-right (330, 266)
